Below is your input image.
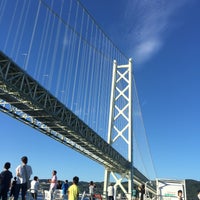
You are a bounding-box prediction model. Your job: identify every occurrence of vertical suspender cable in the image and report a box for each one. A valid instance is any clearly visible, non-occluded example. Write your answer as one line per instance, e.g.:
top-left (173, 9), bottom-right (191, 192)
top-left (48, 1), bottom-right (63, 94)
top-left (70, 2), bottom-right (80, 110)
top-left (0, 0), bottom-right (7, 24)
top-left (15, 0), bottom-right (30, 62)
top-left (71, 2), bottom-right (85, 112)
top-left (54, 0), bottom-right (65, 98)
top-left (11, 0), bottom-right (27, 59)
top-left (34, 2), bottom-right (50, 80)
top-left (95, 30), bottom-right (103, 132)
top-left (4, 0), bottom-right (19, 54)
top-left (24, 0), bottom-right (41, 71)
top-left (63, 0), bottom-right (73, 106)
top-left (81, 13), bottom-right (91, 121)
top-left (87, 23), bottom-right (97, 125)
top-left (67, 1), bottom-right (78, 110)
top-left (41, 0), bottom-right (55, 87)
top-left (75, 8), bottom-right (86, 117)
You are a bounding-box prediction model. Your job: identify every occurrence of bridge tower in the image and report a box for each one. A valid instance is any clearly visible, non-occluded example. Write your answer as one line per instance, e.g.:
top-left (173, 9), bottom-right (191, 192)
top-left (103, 59), bottom-right (133, 200)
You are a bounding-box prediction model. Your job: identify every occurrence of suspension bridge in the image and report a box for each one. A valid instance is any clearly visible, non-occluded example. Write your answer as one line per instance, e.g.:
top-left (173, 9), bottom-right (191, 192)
top-left (0, 0), bottom-right (156, 199)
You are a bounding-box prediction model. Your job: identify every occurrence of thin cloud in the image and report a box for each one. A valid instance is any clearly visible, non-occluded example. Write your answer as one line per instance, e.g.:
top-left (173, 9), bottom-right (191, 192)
top-left (122, 0), bottom-right (190, 65)
top-left (134, 38), bottom-right (161, 64)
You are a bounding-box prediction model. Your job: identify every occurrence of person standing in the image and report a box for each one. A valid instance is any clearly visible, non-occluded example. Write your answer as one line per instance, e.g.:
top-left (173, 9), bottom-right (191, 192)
top-left (14, 156), bottom-right (33, 200)
top-left (197, 191), bottom-right (200, 200)
top-left (61, 180), bottom-right (69, 196)
top-left (49, 170), bottom-right (57, 200)
top-left (56, 180), bottom-right (62, 189)
top-left (107, 183), bottom-right (114, 200)
top-left (89, 181), bottom-right (96, 200)
top-left (68, 176), bottom-right (79, 200)
top-left (10, 177), bottom-right (17, 198)
top-left (30, 176), bottom-right (39, 200)
top-left (0, 162), bottom-right (13, 200)
top-left (132, 186), bottom-right (138, 200)
top-left (140, 184), bottom-right (145, 200)
top-left (178, 190), bottom-right (183, 200)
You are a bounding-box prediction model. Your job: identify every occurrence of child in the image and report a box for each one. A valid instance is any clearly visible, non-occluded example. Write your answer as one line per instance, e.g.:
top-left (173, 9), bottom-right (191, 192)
top-left (30, 176), bottom-right (39, 200)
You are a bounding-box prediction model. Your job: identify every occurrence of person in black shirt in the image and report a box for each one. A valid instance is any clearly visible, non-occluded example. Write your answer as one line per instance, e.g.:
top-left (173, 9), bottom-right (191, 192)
top-left (10, 177), bottom-right (17, 198)
top-left (140, 184), bottom-right (145, 200)
top-left (0, 162), bottom-right (13, 200)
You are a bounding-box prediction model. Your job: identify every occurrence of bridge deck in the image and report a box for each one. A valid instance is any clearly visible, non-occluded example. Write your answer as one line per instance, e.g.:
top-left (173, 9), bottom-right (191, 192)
top-left (0, 51), bottom-right (130, 172)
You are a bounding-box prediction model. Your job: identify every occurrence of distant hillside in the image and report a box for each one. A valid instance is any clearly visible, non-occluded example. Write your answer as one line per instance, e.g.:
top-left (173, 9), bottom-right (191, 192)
top-left (39, 180), bottom-right (121, 195)
top-left (39, 179), bottom-right (106, 194)
top-left (39, 179), bottom-right (200, 200)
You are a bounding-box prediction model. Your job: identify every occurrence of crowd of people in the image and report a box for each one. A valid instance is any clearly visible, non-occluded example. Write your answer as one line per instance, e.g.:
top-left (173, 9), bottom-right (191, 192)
top-left (0, 156), bottom-right (80, 200)
top-left (132, 184), bottom-right (145, 200)
top-left (0, 156), bottom-right (33, 200)
top-left (1, 159), bottom-right (192, 200)
top-left (0, 155), bottom-right (147, 200)
top-left (0, 157), bottom-right (124, 200)
top-left (47, 170), bottom-right (79, 200)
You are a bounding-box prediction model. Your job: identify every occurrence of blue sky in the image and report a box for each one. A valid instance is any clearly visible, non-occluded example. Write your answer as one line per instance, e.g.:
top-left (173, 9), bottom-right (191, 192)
top-left (82, 0), bottom-right (200, 180)
top-left (1, 0), bottom-right (200, 184)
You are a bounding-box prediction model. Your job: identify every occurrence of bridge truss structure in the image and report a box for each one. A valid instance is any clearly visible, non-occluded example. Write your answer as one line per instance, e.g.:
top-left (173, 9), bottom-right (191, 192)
top-left (0, 51), bottom-right (156, 199)
top-left (0, 51), bottom-right (129, 172)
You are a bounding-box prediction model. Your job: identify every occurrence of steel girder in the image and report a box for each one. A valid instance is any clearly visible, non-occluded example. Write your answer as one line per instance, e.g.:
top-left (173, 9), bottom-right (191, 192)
top-left (0, 51), bottom-right (156, 193)
top-left (0, 51), bottom-right (130, 173)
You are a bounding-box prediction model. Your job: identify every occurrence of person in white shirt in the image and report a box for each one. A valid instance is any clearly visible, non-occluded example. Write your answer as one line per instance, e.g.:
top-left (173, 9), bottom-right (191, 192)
top-left (107, 183), bottom-right (114, 200)
top-left (30, 176), bottom-right (39, 200)
top-left (14, 156), bottom-right (33, 200)
top-left (49, 170), bottom-right (57, 200)
top-left (197, 191), bottom-right (200, 200)
top-left (89, 181), bottom-right (96, 200)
